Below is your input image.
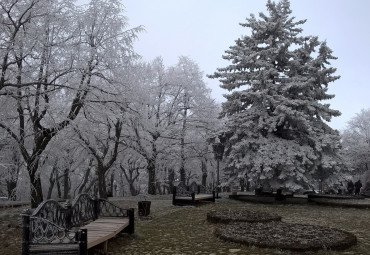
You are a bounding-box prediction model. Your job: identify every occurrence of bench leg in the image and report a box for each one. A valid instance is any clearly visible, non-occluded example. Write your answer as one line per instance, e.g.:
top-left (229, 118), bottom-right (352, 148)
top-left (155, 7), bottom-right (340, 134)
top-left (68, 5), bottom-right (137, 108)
top-left (104, 241), bottom-right (108, 254)
top-left (22, 211), bottom-right (31, 255)
top-left (78, 229), bottom-right (87, 255)
top-left (126, 208), bottom-right (135, 234)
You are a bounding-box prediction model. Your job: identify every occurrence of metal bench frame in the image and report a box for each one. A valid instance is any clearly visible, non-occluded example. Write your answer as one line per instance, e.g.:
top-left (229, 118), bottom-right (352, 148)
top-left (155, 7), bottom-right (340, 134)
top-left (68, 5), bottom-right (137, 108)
top-left (22, 193), bottom-right (134, 255)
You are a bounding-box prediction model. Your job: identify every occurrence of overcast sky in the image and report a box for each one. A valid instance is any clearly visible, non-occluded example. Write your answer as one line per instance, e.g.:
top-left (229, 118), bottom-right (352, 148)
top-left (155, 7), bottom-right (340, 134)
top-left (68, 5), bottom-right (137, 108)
top-left (120, 0), bottom-right (370, 131)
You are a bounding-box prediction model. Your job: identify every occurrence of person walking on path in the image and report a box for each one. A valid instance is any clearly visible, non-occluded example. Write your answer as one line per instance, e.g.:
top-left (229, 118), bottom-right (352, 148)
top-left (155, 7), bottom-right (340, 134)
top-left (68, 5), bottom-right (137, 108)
top-left (354, 180), bottom-right (362, 196)
top-left (347, 180), bottom-right (354, 195)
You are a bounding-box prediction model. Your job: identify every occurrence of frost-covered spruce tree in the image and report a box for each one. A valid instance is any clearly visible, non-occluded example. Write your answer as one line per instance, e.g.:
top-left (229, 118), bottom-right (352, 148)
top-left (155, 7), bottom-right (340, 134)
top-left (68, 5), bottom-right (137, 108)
top-left (209, 0), bottom-right (343, 190)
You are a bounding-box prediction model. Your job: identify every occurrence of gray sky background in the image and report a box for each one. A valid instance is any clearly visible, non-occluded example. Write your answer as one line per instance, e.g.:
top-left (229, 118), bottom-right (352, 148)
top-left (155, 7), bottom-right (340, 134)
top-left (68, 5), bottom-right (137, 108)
top-left (120, 0), bottom-right (370, 131)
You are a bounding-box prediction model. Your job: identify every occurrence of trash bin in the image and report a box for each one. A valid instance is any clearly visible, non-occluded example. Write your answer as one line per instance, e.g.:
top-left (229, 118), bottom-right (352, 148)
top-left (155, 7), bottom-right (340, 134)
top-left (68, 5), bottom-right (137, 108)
top-left (138, 201), bottom-right (151, 216)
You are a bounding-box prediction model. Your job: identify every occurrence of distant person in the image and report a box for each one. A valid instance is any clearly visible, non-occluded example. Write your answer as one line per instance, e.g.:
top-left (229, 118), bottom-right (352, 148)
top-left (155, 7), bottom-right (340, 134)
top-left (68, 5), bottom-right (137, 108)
top-left (354, 180), bottom-right (363, 196)
top-left (347, 180), bottom-right (354, 195)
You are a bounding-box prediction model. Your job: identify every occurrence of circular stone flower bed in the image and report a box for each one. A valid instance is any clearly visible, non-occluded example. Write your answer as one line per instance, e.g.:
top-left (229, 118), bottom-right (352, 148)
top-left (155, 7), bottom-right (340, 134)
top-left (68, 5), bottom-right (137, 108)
top-left (215, 221), bottom-right (357, 252)
top-left (207, 209), bottom-right (281, 224)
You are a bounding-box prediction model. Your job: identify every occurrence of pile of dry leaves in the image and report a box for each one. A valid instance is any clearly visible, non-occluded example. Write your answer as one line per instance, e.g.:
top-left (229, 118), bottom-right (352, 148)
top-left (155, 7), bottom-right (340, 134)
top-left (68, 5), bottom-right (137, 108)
top-left (209, 209), bottom-right (357, 252)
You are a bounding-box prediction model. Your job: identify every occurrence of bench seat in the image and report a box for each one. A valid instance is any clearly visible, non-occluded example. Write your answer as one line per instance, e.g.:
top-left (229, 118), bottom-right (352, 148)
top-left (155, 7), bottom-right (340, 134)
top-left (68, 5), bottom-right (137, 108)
top-left (176, 194), bottom-right (214, 201)
top-left (85, 217), bottom-right (129, 249)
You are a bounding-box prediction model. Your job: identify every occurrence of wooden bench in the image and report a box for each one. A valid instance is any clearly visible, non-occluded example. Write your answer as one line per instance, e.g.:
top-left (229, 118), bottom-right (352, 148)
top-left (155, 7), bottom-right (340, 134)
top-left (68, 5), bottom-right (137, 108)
top-left (21, 193), bottom-right (134, 255)
top-left (172, 182), bottom-right (215, 206)
top-left (255, 188), bottom-right (294, 201)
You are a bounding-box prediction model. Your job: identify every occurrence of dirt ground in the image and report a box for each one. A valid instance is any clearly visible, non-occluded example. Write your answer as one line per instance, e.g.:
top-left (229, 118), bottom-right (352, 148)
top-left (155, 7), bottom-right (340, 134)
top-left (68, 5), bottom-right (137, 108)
top-left (1, 194), bottom-right (370, 254)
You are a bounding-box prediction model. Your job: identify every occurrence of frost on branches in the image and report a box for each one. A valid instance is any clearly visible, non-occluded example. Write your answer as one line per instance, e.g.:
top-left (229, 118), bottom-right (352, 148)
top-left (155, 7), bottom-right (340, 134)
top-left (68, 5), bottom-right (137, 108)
top-left (209, 0), bottom-right (343, 190)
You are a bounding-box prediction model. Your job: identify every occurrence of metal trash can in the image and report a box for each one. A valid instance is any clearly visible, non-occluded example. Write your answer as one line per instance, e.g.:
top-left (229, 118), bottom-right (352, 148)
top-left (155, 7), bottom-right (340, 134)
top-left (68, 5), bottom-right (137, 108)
top-left (138, 201), bottom-right (151, 216)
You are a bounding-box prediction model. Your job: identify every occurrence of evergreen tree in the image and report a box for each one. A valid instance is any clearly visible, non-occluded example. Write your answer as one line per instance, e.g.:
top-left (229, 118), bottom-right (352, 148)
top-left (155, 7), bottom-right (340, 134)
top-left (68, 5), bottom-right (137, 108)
top-left (209, 0), bottom-right (342, 190)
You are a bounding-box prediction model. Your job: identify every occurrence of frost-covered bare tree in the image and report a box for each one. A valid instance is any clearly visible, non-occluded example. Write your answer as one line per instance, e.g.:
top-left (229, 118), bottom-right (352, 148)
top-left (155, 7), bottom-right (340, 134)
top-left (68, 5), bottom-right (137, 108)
top-left (74, 116), bottom-right (123, 199)
top-left (0, 0), bottom-right (141, 207)
top-left (341, 109), bottom-right (370, 179)
top-left (123, 57), bottom-right (219, 194)
top-left (119, 154), bottom-right (145, 196)
top-left (0, 139), bottom-right (22, 200)
top-left (168, 56), bottom-right (220, 185)
top-left (123, 58), bottom-right (177, 195)
top-left (209, 0), bottom-right (343, 190)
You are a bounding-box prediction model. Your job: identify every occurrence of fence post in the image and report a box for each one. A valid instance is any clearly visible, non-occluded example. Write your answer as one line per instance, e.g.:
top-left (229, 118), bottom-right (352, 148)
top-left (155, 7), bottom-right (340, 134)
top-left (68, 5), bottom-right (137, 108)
top-left (22, 209), bottom-right (31, 255)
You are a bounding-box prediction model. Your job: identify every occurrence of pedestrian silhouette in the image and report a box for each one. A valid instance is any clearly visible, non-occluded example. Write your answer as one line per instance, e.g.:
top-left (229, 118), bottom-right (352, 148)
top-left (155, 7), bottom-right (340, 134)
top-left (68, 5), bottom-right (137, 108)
top-left (354, 180), bottom-right (362, 196)
top-left (347, 180), bottom-right (354, 195)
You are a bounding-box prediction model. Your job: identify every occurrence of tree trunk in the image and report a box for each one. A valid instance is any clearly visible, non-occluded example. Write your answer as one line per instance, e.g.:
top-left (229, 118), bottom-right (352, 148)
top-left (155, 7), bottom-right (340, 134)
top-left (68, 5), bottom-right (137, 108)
top-left (63, 167), bottom-right (70, 199)
top-left (56, 169), bottom-right (62, 198)
top-left (240, 178), bottom-right (245, 192)
top-left (28, 163), bottom-right (43, 208)
top-left (129, 181), bottom-right (137, 196)
top-left (119, 173), bottom-right (125, 197)
top-left (84, 177), bottom-right (96, 194)
top-left (168, 169), bottom-right (174, 194)
top-left (107, 171), bottom-right (114, 197)
top-left (47, 164), bottom-right (57, 199)
top-left (6, 147), bottom-right (21, 200)
top-left (156, 181), bottom-right (163, 195)
top-left (179, 93), bottom-right (189, 184)
top-left (97, 164), bottom-right (107, 198)
top-left (179, 153), bottom-right (186, 184)
top-left (147, 158), bottom-right (156, 195)
top-left (201, 160), bottom-right (207, 187)
top-left (6, 179), bottom-right (17, 201)
top-left (77, 163), bottom-right (92, 194)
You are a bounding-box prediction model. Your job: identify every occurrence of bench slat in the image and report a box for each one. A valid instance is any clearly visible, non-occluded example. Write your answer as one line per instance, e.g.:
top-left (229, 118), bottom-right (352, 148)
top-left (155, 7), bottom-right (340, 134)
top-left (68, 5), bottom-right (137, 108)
top-left (86, 217), bottom-right (129, 249)
top-left (175, 194), bottom-right (213, 200)
top-left (193, 194), bottom-right (214, 200)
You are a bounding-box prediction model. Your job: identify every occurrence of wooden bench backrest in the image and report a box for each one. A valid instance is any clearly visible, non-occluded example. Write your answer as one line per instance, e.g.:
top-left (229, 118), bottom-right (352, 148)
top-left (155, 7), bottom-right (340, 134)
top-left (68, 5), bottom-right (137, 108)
top-left (189, 181), bottom-right (199, 193)
top-left (175, 182), bottom-right (192, 196)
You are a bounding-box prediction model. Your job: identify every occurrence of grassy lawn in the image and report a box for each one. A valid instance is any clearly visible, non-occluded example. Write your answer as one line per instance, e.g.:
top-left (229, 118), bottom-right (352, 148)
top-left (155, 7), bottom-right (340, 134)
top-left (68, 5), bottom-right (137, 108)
top-left (1, 195), bottom-right (369, 254)
top-left (110, 196), bottom-right (370, 255)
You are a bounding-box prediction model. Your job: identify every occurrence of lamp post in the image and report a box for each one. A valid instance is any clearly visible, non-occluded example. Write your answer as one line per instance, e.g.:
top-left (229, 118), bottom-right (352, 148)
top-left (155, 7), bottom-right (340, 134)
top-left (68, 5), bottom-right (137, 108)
top-left (212, 141), bottom-right (224, 198)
